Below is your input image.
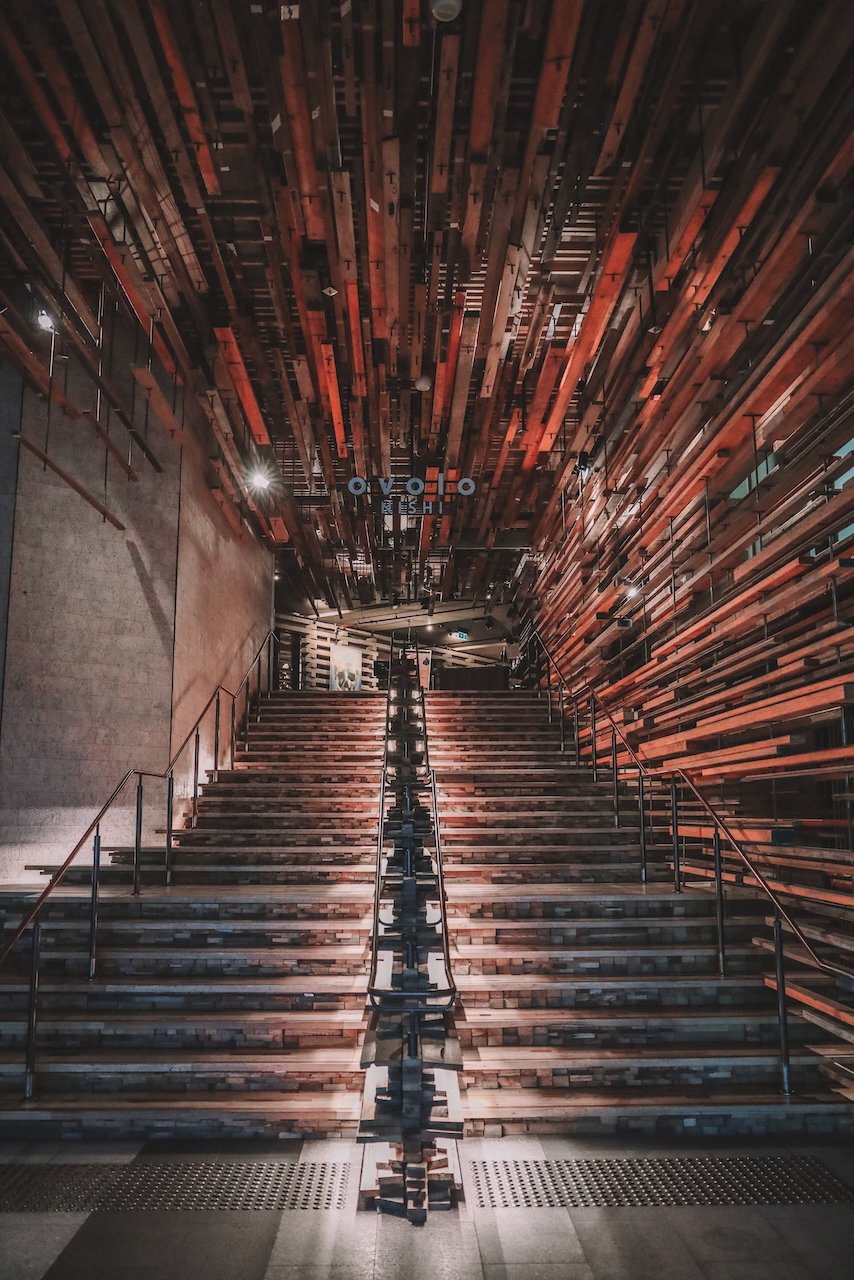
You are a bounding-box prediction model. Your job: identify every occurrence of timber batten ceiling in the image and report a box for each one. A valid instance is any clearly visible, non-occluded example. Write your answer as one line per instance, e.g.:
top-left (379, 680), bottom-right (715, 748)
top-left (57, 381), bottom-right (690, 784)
top-left (0, 1), bottom-right (851, 612)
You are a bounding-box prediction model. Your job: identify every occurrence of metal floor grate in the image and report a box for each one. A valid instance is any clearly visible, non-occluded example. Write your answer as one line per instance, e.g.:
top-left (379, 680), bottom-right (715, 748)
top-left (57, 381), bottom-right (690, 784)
top-left (468, 1156), bottom-right (854, 1209)
top-left (0, 1161), bottom-right (350, 1212)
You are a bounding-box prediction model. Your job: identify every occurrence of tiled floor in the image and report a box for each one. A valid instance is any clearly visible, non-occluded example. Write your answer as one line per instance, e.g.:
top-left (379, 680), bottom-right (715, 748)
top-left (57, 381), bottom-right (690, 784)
top-left (1, 1135), bottom-right (852, 1280)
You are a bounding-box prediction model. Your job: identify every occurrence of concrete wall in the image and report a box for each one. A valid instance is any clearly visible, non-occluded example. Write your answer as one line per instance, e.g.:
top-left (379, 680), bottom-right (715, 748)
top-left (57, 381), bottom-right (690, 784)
top-left (0, 337), bottom-right (273, 880)
top-left (0, 363), bottom-right (22, 708)
top-left (170, 427), bottom-right (273, 805)
top-left (0, 332), bottom-right (181, 879)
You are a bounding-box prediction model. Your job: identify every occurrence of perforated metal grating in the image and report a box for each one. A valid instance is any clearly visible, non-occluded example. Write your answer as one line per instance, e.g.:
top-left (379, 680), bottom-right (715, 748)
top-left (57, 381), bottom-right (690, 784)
top-left (468, 1156), bottom-right (854, 1209)
top-left (0, 1161), bottom-right (350, 1212)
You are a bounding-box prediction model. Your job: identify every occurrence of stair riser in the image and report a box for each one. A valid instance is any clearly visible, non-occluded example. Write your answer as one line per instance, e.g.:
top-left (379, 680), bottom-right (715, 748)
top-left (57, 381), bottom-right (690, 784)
top-left (2, 902), bottom-right (370, 924)
top-left (1, 1071), bottom-right (364, 1095)
top-left (0, 992), bottom-right (367, 1015)
top-left (457, 982), bottom-right (771, 1010)
top-left (38, 956), bottom-right (369, 978)
top-left (463, 1062), bottom-right (825, 1091)
top-left (457, 1022), bottom-right (808, 1050)
top-left (24, 924), bottom-right (371, 948)
top-left (0, 1025), bottom-right (365, 1052)
top-left (451, 955), bottom-right (762, 978)
top-left (462, 1112), bottom-right (854, 1139)
top-left (44, 868), bottom-right (376, 886)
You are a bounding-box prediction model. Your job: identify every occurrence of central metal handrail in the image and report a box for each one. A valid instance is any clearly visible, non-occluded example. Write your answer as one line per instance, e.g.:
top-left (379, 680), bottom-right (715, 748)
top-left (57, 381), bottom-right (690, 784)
top-left (367, 631), bottom-right (455, 1012)
top-left (520, 624), bottom-right (854, 1094)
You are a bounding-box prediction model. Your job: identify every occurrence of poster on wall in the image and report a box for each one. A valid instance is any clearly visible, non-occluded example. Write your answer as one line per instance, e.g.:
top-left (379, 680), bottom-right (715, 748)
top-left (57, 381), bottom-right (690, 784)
top-left (406, 648), bottom-right (432, 689)
top-left (329, 642), bottom-right (363, 691)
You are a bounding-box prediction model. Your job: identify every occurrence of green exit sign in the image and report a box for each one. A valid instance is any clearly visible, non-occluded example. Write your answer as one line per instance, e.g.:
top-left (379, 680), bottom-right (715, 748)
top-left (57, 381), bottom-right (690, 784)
top-left (453, 630), bottom-right (469, 641)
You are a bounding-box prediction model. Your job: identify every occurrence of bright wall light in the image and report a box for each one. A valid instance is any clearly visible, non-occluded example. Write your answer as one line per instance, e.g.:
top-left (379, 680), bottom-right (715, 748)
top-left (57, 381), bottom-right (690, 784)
top-left (249, 469), bottom-right (272, 491)
top-left (37, 310), bottom-right (55, 332)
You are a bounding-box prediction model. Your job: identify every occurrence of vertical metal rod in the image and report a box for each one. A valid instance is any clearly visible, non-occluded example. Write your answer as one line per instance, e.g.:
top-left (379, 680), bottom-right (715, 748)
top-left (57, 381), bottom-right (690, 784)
top-left (546, 652), bottom-right (553, 724)
top-left (558, 686), bottom-right (566, 753)
top-left (256, 652), bottom-right (262, 703)
top-left (213, 692), bottom-right (221, 780)
top-left (24, 919), bottom-right (41, 1101)
top-left (670, 778), bottom-right (681, 893)
top-left (230, 698), bottom-right (236, 770)
top-left (266, 635), bottom-right (273, 692)
top-left (165, 773), bottom-right (174, 886)
top-left (573, 702), bottom-right (580, 766)
top-left (774, 911), bottom-right (792, 1095)
top-left (590, 698), bottom-right (598, 782)
top-left (273, 633), bottom-right (281, 691)
top-left (133, 774), bottom-right (143, 897)
top-left (713, 829), bottom-right (726, 976)
top-left (88, 824), bottom-right (101, 980)
top-left (192, 728), bottom-right (201, 827)
top-left (611, 727), bottom-right (620, 826)
top-left (638, 772), bottom-right (647, 884)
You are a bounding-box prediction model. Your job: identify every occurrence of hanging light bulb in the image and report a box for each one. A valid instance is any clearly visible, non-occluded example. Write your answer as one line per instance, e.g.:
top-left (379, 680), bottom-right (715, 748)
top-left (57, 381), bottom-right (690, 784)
top-left (37, 310), bottom-right (55, 332)
top-left (431, 0), bottom-right (462, 18)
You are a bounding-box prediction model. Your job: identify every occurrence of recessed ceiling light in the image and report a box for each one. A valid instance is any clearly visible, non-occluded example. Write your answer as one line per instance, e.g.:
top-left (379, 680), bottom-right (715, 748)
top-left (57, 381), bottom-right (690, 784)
top-left (414, 373), bottom-right (432, 392)
top-left (323, 285), bottom-right (338, 297)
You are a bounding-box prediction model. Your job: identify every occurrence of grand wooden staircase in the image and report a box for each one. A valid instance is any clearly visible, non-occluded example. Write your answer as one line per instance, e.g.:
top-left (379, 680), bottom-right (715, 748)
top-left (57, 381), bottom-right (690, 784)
top-left (1, 685), bottom-right (852, 1139)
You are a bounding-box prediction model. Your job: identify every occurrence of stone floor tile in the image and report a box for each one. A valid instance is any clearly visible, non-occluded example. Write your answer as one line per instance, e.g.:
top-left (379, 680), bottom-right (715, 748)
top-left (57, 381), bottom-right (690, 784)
top-left (473, 1206), bottom-right (586, 1266)
top-left (0, 1212), bottom-right (88, 1280)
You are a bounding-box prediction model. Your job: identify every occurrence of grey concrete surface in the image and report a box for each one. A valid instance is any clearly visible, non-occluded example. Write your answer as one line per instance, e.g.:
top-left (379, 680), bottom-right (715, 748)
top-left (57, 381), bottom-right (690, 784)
top-left (1, 1136), bottom-right (851, 1280)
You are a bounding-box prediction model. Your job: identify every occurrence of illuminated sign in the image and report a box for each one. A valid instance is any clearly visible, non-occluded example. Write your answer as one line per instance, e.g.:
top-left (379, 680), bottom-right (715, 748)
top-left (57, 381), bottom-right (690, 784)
top-left (346, 474), bottom-right (476, 515)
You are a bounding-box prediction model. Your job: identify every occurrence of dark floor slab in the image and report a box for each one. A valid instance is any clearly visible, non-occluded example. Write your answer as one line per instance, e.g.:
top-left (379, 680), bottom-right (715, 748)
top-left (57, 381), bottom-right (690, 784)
top-left (39, 1210), bottom-right (283, 1280)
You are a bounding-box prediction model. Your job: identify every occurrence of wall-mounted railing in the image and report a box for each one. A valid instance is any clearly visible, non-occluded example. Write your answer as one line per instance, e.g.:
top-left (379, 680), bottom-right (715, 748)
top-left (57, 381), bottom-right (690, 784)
top-left (0, 630), bottom-right (280, 1100)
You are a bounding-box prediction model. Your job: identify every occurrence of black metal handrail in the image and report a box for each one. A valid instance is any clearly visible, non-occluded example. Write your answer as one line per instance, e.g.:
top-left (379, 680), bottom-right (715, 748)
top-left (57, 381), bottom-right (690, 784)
top-left (0, 628), bottom-right (280, 1099)
top-left (367, 631), bottom-right (455, 1012)
top-left (521, 625), bottom-right (854, 1095)
top-left (367, 632), bottom-right (396, 1003)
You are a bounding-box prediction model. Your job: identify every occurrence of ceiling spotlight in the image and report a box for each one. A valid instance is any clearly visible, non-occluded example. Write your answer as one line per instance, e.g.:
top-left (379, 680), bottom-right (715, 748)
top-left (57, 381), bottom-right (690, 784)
top-left (414, 373), bottom-right (432, 392)
top-left (322, 285), bottom-right (338, 297)
top-left (249, 469), bottom-right (272, 491)
top-left (37, 310), bottom-right (55, 332)
top-left (626, 585), bottom-right (638, 598)
top-left (431, 0), bottom-right (462, 18)
top-left (426, 622), bottom-right (434, 630)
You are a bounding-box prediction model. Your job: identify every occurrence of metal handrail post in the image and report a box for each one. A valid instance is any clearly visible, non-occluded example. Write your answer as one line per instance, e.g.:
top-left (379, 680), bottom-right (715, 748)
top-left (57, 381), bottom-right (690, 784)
top-left (229, 697), bottom-right (236, 770)
top-left (590, 697), bottom-right (598, 782)
top-left (638, 771), bottom-right (647, 884)
top-left (713, 829), bottom-right (726, 976)
top-left (132, 773), bottom-right (144, 897)
top-left (670, 777), bottom-right (681, 893)
top-left (165, 773), bottom-right (174, 886)
top-left (88, 824), bottom-right (100, 980)
top-left (611, 727), bottom-right (620, 826)
top-left (774, 911), bottom-right (792, 1095)
top-left (558, 685), bottom-right (566, 752)
top-left (191, 727), bottom-right (201, 827)
top-left (573, 701), bottom-right (580, 766)
top-left (213, 691), bottom-right (221, 781)
top-left (546, 646), bottom-right (553, 723)
top-left (23, 919), bottom-right (40, 1101)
